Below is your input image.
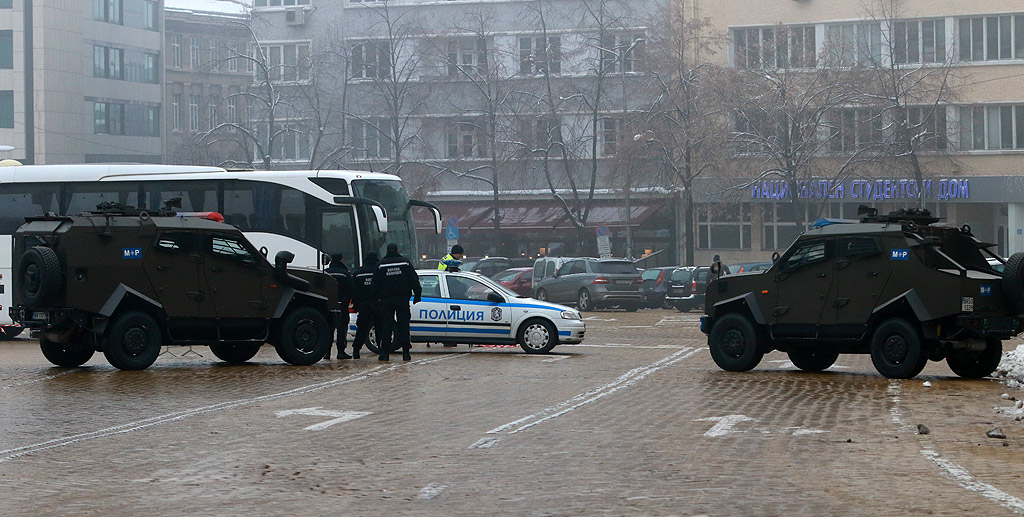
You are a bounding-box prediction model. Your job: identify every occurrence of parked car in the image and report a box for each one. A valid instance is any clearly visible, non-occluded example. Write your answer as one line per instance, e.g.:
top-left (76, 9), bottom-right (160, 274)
top-left (664, 266), bottom-right (710, 312)
top-left (640, 266), bottom-right (678, 309)
top-left (461, 256), bottom-right (514, 277)
top-left (493, 267), bottom-right (533, 296)
top-left (533, 257), bottom-right (643, 311)
top-left (728, 262), bottom-right (773, 274)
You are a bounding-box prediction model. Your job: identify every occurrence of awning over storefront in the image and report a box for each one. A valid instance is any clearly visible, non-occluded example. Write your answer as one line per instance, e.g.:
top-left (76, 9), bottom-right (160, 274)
top-left (416, 200), bottom-right (667, 231)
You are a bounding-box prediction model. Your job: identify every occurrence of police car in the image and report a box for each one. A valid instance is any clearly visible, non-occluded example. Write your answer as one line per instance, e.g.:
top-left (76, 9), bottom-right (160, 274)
top-left (354, 270), bottom-right (586, 354)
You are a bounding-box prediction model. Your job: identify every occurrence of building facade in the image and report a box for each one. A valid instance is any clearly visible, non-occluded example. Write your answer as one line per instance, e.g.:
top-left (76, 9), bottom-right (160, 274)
top-left (0, 0), bottom-right (164, 164)
top-left (164, 6), bottom-right (252, 166)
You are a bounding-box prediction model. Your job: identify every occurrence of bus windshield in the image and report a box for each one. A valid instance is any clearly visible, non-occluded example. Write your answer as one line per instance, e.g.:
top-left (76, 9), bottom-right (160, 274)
top-left (351, 179), bottom-right (417, 260)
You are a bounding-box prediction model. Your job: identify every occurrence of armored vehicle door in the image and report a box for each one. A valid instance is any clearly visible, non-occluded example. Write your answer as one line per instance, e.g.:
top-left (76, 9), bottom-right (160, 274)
top-left (771, 238), bottom-right (833, 338)
top-left (143, 231), bottom-right (208, 319)
top-left (827, 236), bottom-right (891, 337)
top-left (201, 233), bottom-right (269, 318)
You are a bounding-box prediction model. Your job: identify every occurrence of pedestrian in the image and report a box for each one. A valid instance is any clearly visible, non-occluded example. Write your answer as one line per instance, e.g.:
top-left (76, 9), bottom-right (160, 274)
top-left (350, 250), bottom-right (380, 360)
top-left (437, 244), bottom-right (465, 272)
top-left (372, 243), bottom-right (422, 361)
top-left (324, 253), bottom-right (353, 360)
top-left (711, 254), bottom-right (732, 276)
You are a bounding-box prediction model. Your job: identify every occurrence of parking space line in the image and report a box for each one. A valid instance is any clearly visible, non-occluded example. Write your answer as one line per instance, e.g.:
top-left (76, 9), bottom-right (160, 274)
top-left (921, 449), bottom-right (1024, 513)
top-left (0, 354), bottom-right (468, 464)
top-left (0, 370), bottom-right (77, 390)
top-left (474, 348), bottom-right (703, 447)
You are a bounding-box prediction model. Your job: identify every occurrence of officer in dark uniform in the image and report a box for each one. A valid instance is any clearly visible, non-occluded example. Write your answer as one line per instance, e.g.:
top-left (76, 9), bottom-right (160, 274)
top-left (350, 250), bottom-right (380, 360)
top-left (324, 253), bottom-right (353, 360)
top-left (372, 243), bottom-right (422, 361)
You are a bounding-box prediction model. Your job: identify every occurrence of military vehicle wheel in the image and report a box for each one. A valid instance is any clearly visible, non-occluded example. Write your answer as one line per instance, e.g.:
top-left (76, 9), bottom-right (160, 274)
top-left (946, 339), bottom-right (1002, 379)
top-left (40, 337), bottom-right (95, 367)
top-left (535, 289), bottom-right (548, 302)
top-left (19, 246), bottom-right (61, 307)
top-left (708, 313), bottom-right (764, 372)
top-left (275, 307), bottom-right (330, 366)
top-left (210, 343), bottom-right (261, 363)
top-left (870, 318), bottom-right (927, 379)
top-left (1002, 253), bottom-right (1024, 314)
top-left (0, 326), bottom-right (24, 340)
top-left (788, 349), bottom-right (839, 372)
top-left (102, 311), bottom-right (162, 370)
top-left (577, 289), bottom-right (593, 312)
top-left (518, 318), bottom-right (557, 354)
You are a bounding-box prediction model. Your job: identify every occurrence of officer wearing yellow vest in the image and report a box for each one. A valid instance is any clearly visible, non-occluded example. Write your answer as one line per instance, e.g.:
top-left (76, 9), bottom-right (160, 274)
top-left (437, 244), bottom-right (465, 272)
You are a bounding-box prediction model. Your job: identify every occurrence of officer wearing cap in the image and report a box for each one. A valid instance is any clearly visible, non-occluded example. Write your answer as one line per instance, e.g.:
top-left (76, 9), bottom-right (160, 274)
top-left (437, 244), bottom-right (464, 272)
top-left (350, 250), bottom-right (380, 359)
top-left (324, 253), bottom-right (353, 360)
top-left (372, 243), bottom-right (422, 361)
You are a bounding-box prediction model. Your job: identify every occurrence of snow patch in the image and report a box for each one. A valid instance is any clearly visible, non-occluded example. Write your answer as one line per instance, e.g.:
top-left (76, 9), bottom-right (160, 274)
top-left (994, 344), bottom-right (1024, 421)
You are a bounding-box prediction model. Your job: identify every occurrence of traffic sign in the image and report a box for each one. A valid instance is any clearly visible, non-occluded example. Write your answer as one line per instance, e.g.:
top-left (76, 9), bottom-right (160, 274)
top-left (445, 215), bottom-right (459, 228)
top-left (446, 226), bottom-right (459, 241)
top-left (596, 224), bottom-right (609, 237)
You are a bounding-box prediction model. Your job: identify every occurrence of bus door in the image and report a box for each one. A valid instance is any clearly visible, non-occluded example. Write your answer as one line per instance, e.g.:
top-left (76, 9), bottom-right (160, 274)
top-left (320, 207), bottom-right (359, 269)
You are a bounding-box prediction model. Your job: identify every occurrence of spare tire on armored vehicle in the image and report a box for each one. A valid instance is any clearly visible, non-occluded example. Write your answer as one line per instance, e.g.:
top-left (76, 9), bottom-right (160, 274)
top-left (9, 204), bottom-right (338, 371)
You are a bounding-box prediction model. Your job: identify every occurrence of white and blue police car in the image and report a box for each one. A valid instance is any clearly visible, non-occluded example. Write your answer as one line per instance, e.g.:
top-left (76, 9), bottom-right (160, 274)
top-left (352, 270), bottom-right (586, 354)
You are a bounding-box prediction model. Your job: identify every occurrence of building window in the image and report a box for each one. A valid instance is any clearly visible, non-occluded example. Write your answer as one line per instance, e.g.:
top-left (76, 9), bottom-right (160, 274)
top-left (734, 26), bottom-right (816, 69)
top-left (959, 105), bottom-right (1024, 150)
top-left (906, 106), bottom-right (948, 151)
top-left (253, 0), bottom-right (310, 5)
top-left (351, 41), bottom-right (390, 79)
top-left (445, 121), bottom-right (488, 159)
top-left (261, 42), bottom-right (310, 82)
top-left (518, 116), bottom-right (561, 151)
top-left (145, 106), bottom-right (160, 137)
top-left (144, 53), bottom-right (159, 83)
top-left (601, 118), bottom-right (620, 156)
top-left (171, 35), bottom-right (182, 68)
top-left (0, 90), bottom-right (12, 128)
top-left (447, 38), bottom-right (488, 77)
top-left (763, 203), bottom-right (813, 250)
top-left (189, 95), bottom-right (200, 132)
top-left (94, 102), bottom-right (125, 135)
top-left (519, 36), bottom-right (561, 75)
top-left (826, 22), bottom-right (881, 66)
top-left (893, 19), bottom-right (946, 64)
top-left (601, 33), bottom-right (645, 73)
top-left (958, 15), bottom-right (1024, 61)
top-left (271, 124), bottom-right (311, 161)
top-left (0, 31), bottom-right (11, 69)
top-left (698, 203), bottom-right (751, 250)
top-left (93, 46), bottom-right (124, 79)
top-left (228, 44), bottom-right (240, 72)
top-left (827, 108), bottom-right (883, 153)
top-left (0, 0), bottom-right (11, 9)
top-left (208, 97), bottom-right (219, 129)
top-left (353, 119), bottom-right (391, 159)
top-left (144, 0), bottom-right (158, 30)
top-left (190, 37), bottom-right (202, 69)
top-left (227, 97), bottom-right (238, 130)
top-left (172, 93), bottom-right (181, 131)
top-left (94, 0), bottom-right (122, 24)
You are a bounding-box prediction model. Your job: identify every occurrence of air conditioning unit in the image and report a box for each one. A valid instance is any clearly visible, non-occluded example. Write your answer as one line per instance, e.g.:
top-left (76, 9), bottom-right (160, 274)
top-left (285, 7), bottom-right (306, 26)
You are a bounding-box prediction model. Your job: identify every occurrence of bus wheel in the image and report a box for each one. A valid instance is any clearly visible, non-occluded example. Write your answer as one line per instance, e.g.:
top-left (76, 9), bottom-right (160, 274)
top-left (275, 307), bottom-right (330, 366)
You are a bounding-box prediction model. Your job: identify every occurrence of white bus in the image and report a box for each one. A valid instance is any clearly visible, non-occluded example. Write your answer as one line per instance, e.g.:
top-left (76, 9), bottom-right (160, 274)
top-left (0, 164), bottom-right (442, 337)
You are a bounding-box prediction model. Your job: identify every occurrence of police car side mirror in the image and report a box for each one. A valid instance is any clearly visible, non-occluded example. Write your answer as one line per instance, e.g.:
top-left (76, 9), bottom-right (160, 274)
top-left (487, 292), bottom-right (504, 303)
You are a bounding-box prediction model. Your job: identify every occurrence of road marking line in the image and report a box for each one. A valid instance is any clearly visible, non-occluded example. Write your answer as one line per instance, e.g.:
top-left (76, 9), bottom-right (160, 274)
top-left (542, 355), bottom-right (569, 362)
top-left (0, 369), bottom-right (77, 390)
top-left (561, 344), bottom-right (691, 349)
top-left (482, 348), bottom-right (702, 441)
top-left (417, 482), bottom-right (448, 500)
top-left (0, 354), bottom-right (467, 464)
top-left (921, 449), bottom-right (1024, 513)
top-left (696, 415), bottom-right (756, 437)
top-left (274, 407), bottom-right (372, 431)
top-left (887, 380), bottom-right (906, 427)
top-left (468, 437), bottom-right (500, 449)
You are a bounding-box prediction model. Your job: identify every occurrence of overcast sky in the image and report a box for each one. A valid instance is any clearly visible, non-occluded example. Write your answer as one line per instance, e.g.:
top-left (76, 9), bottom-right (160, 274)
top-left (165, 0), bottom-right (250, 13)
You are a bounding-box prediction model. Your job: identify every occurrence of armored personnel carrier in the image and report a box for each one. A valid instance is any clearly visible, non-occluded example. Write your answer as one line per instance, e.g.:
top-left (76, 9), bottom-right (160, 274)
top-left (702, 207), bottom-right (1021, 379)
top-left (10, 202), bottom-right (338, 370)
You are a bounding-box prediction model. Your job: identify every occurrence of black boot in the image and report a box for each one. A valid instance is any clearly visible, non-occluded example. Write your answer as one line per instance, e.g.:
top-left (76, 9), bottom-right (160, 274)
top-left (352, 348), bottom-right (360, 359)
top-left (338, 350), bottom-right (352, 359)
top-left (402, 349), bottom-right (411, 361)
top-left (378, 354), bottom-right (389, 362)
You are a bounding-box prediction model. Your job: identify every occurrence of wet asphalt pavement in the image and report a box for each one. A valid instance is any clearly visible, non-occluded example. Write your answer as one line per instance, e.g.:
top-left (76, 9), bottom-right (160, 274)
top-left (1, 310), bottom-right (1022, 515)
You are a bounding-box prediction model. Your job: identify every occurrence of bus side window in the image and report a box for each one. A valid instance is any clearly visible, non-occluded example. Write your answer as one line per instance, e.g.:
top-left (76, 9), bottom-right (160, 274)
top-left (146, 181), bottom-right (217, 212)
top-left (0, 184), bottom-right (58, 233)
top-left (65, 182), bottom-right (141, 214)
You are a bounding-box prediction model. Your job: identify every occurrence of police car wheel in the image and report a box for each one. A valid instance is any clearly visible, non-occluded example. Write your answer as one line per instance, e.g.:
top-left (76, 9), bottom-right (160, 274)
top-left (518, 318), bottom-right (557, 354)
top-left (788, 349), bottom-right (839, 372)
top-left (102, 311), bottom-right (162, 371)
top-left (18, 246), bottom-right (61, 308)
top-left (870, 318), bottom-right (927, 379)
top-left (40, 336), bottom-right (95, 367)
top-left (946, 338), bottom-right (1002, 379)
top-left (0, 326), bottom-right (24, 340)
top-left (210, 343), bottom-right (261, 364)
top-left (364, 325), bottom-right (381, 354)
top-left (708, 313), bottom-right (764, 372)
top-left (275, 307), bottom-right (330, 366)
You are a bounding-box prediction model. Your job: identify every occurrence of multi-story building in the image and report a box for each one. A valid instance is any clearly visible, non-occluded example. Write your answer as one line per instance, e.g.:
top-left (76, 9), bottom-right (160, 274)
top-left (0, 0), bottom-right (163, 164)
top-left (164, 5), bottom-right (252, 166)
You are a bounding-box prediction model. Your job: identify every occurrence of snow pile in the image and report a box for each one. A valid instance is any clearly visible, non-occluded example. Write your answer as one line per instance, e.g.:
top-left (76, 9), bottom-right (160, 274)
top-left (994, 344), bottom-right (1024, 421)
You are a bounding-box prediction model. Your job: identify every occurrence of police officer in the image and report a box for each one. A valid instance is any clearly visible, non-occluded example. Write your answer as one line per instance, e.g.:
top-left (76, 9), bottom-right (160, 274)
top-left (324, 253), bottom-right (353, 360)
top-left (372, 243), bottom-right (422, 361)
top-left (350, 250), bottom-right (380, 360)
top-left (437, 244), bottom-right (464, 272)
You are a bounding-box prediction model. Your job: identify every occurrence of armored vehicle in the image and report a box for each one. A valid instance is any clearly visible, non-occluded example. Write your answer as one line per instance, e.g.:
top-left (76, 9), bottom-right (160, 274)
top-left (701, 207), bottom-right (1022, 379)
top-left (10, 203), bottom-right (338, 370)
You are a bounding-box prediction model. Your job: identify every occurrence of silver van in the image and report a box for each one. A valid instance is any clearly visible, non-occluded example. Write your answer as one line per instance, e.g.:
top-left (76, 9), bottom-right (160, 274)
top-left (532, 257), bottom-right (643, 311)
